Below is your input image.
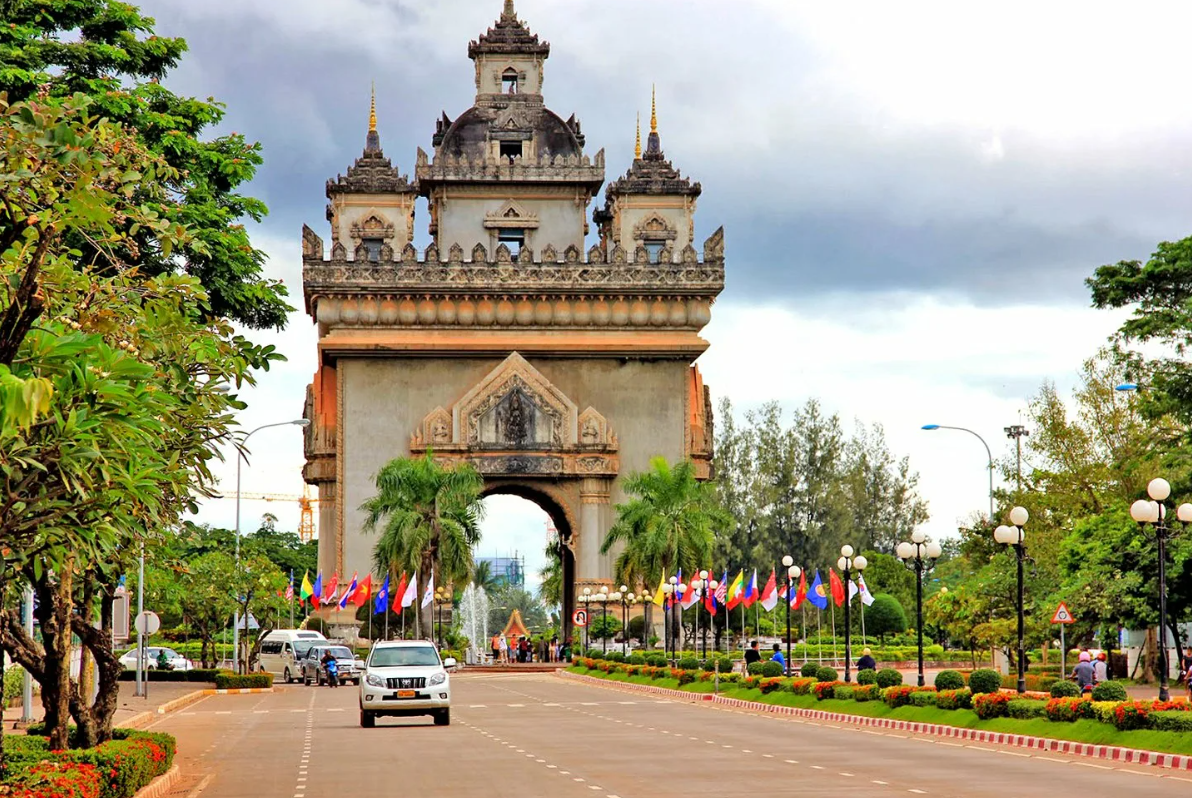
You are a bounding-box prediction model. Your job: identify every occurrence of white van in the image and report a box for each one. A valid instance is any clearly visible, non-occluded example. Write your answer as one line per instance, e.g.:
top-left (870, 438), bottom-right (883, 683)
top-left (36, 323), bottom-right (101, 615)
top-left (258, 629), bottom-right (328, 683)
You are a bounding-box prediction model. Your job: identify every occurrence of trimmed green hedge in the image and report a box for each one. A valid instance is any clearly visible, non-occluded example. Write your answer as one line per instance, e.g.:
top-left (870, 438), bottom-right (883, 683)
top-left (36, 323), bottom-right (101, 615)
top-left (1091, 681), bottom-right (1128, 702)
top-left (1049, 680), bottom-right (1080, 698)
top-left (875, 668), bottom-right (903, 688)
top-left (934, 670), bottom-right (964, 691)
top-left (1150, 711), bottom-right (1192, 733)
top-left (7, 728), bottom-right (175, 798)
top-left (968, 669), bottom-right (1001, 694)
top-left (213, 672), bottom-right (272, 689)
top-left (815, 666), bottom-right (837, 683)
top-left (1007, 699), bottom-right (1048, 719)
top-left (117, 668), bottom-right (221, 683)
top-left (856, 668), bottom-right (878, 685)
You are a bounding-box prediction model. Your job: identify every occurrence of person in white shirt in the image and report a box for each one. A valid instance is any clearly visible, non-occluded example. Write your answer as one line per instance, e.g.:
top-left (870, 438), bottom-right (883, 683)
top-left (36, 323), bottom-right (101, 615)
top-left (1092, 652), bottom-right (1108, 683)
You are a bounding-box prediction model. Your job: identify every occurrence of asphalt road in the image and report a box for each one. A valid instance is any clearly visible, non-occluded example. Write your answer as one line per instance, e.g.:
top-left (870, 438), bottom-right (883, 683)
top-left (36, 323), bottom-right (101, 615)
top-left (149, 674), bottom-right (1192, 798)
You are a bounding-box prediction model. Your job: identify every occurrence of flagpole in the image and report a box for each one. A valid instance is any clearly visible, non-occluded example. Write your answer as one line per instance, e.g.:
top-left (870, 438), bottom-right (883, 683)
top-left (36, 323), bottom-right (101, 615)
top-left (817, 608), bottom-right (822, 666)
top-left (289, 570), bottom-right (294, 629)
top-left (802, 605), bottom-right (807, 663)
top-left (830, 600), bottom-right (838, 667)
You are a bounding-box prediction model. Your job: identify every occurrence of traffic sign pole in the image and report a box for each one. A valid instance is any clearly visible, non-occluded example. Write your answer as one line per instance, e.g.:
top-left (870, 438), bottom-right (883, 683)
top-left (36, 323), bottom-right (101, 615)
top-left (1050, 602), bottom-right (1076, 677)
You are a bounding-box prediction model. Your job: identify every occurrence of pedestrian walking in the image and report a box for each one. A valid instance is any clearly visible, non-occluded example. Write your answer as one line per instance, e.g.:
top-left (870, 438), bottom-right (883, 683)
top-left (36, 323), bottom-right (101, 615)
top-left (491, 633), bottom-right (500, 664)
top-left (498, 634), bottom-right (509, 664)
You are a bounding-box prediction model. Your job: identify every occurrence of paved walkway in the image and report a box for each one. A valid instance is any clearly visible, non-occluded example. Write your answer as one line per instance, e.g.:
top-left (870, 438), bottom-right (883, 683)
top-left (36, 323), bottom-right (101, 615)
top-left (145, 673), bottom-right (1192, 798)
top-left (4, 681), bottom-right (205, 730)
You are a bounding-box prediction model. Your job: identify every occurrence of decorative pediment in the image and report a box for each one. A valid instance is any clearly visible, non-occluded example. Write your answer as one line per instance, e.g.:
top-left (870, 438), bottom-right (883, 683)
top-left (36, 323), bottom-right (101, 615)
top-left (484, 199), bottom-right (540, 229)
top-left (410, 406), bottom-right (452, 448)
top-left (633, 212), bottom-right (677, 242)
top-left (350, 211), bottom-right (396, 241)
top-left (457, 353), bottom-right (576, 448)
top-left (578, 407), bottom-right (617, 448)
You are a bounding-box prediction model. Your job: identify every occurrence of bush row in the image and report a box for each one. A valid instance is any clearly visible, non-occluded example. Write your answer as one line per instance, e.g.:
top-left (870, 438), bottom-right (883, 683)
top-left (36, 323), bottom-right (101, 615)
top-left (571, 663), bottom-right (1191, 735)
top-left (213, 672), bottom-right (273, 689)
top-left (4, 728), bottom-right (175, 798)
top-left (116, 668), bottom-right (222, 683)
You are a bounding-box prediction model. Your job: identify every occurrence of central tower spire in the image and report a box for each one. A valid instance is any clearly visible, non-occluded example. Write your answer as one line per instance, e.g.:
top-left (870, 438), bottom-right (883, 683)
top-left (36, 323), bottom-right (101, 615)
top-left (365, 82), bottom-right (381, 153)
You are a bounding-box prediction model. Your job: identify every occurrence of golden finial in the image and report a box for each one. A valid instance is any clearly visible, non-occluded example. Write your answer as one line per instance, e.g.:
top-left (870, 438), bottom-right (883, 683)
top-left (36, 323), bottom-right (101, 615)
top-left (503, 0), bottom-right (516, 19)
top-left (369, 82), bottom-right (377, 133)
top-left (650, 84), bottom-right (658, 134)
top-left (635, 113), bottom-right (642, 159)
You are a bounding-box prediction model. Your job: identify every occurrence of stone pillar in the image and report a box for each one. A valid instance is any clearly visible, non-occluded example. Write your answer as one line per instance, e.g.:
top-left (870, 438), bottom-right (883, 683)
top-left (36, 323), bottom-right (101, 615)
top-left (578, 477), bottom-right (612, 582)
top-left (316, 483), bottom-right (339, 579)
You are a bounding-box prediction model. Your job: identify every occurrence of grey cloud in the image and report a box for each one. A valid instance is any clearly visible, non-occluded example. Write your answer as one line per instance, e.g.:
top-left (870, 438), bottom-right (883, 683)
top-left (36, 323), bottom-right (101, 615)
top-left (135, 0), bottom-right (1189, 311)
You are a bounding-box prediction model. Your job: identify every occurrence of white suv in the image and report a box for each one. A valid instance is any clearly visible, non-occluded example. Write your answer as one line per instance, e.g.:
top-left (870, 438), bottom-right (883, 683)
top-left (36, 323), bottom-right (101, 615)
top-left (359, 640), bottom-right (456, 727)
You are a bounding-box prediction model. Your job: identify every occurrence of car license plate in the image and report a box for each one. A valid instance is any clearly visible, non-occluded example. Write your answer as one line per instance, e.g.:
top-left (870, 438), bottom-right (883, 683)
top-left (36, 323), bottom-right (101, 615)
top-left (397, 689), bottom-right (415, 698)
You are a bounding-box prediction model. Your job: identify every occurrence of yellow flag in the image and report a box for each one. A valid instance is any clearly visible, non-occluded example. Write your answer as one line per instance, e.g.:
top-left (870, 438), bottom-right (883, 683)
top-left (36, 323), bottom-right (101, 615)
top-left (652, 573), bottom-right (667, 606)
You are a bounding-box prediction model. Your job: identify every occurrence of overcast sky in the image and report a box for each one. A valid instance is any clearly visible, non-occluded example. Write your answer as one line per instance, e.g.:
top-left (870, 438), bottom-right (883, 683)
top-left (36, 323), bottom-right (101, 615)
top-left (170, 0), bottom-right (1188, 588)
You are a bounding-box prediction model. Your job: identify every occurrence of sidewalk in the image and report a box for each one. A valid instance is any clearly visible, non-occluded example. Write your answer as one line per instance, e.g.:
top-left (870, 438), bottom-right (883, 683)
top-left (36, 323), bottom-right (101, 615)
top-left (4, 682), bottom-right (205, 731)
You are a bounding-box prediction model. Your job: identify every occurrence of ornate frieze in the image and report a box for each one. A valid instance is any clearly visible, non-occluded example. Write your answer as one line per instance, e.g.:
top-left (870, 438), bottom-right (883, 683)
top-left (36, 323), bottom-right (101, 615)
top-left (415, 147), bottom-right (605, 186)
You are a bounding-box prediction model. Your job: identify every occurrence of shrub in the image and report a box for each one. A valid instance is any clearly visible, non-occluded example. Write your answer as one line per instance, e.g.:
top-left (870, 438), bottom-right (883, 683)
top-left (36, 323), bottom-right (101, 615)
top-left (856, 668), bottom-right (878, 685)
top-left (801, 662), bottom-right (820, 678)
top-left (1007, 699), bottom-right (1048, 719)
top-left (832, 685), bottom-right (854, 700)
top-left (604, 651), bottom-right (625, 663)
top-left (760, 661), bottom-right (784, 678)
top-left (759, 677), bottom-right (787, 694)
top-left (213, 672), bottom-right (272, 690)
top-left (1149, 710), bottom-right (1192, 732)
top-left (925, 644), bottom-right (945, 659)
top-left (972, 692), bottom-right (1011, 719)
top-left (627, 652), bottom-right (646, 665)
top-left (1089, 701), bottom-right (1121, 723)
top-left (1091, 681), bottom-right (1128, 702)
top-left (788, 678), bottom-right (816, 695)
top-left (875, 668), bottom-right (903, 688)
top-left (815, 666), bottom-right (838, 683)
top-left (1045, 697), bottom-right (1089, 722)
top-left (720, 672), bottom-right (741, 684)
top-left (1049, 680), bottom-right (1080, 698)
top-left (743, 675), bottom-right (761, 690)
top-left (1113, 701), bottom-right (1152, 731)
top-left (812, 681), bottom-right (840, 700)
top-left (746, 661), bottom-right (765, 675)
top-left (586, 650), bottom-right (604, 660)
top-left (5, 761), bottom-right (103, 798)
top-left (675, 669), bottom-right (696, 686)
top-left (968, 669), bottom-right (1002, 695)
top-left (883, 685), bottom-right (925, 708)
top-left (910, 691), bottom-right (939, 707)
top-left (853, 684), bottom-right (881, 702)
top-left (646, 654), bottom-right (667, 667)
top-left (676, 657), bottom-right (700, 671)
top-left (934, 670), bottom-right (965, 691)
top-left (936, 688), bottom-right (972, 710)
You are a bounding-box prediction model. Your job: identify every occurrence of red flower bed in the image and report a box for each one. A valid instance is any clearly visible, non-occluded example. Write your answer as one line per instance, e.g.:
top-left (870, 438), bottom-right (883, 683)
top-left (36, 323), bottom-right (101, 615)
top-left (883, 685), bottom-right (934, 708)
top-left (1044, 697), bottom-right (1094, 722)
top-left (4, 762), bottom-right (103, 798)
top-left (973, 691), bottom-right (1012, 719)
top-left (758, 677), bottom-right (786, 694)
top-left (812, 681), bottom-right (841, 700)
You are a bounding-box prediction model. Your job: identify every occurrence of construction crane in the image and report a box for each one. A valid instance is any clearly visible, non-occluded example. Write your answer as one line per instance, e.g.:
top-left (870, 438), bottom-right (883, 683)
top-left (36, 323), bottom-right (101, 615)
top-left (211, 486), bottom-right (320, 542)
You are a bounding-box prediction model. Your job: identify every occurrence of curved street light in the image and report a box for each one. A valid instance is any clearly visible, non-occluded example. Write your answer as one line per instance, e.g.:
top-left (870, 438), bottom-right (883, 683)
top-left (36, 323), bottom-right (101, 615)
top-left (836, 546), bottom-right (867, 683)
top-left (993, 506), bottom-right (1030, 694)
top-left (897, 531), bottom-right (943, 687)
top-left (921, 424), bottom-right (994, 521)
top-left (1130, 477), bottom-right (1192, 702)
top-left (232, 418), bottom-right (310, 674)
top-left (782, 556), bottom-right (801, 676)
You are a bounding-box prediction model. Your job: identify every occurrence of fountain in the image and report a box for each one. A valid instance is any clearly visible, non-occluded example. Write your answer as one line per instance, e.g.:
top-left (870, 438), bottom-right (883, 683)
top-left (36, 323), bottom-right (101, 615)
top-left (457, 584), bottom-right (490, 666)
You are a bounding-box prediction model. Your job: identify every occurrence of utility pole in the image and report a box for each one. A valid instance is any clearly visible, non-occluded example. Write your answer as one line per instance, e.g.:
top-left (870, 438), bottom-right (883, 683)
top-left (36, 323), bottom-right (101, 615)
top-left (1005, 425), bottom-right (1029, 495)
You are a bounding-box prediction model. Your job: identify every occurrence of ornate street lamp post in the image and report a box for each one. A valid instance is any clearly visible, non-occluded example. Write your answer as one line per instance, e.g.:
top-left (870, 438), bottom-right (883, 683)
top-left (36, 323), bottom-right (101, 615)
top-left (781, 556), bottom-right (800, 676)
top-left (619, 586), bottom-right (632, 656)
top-left (662, 580), bottom-right (675, 660)
top-left (692, 571), bottom-right (718, 659)
top-left (598, 585), bottom-right (610, 653)
top-left (581, 588), bottom-right (591, 654)
top-left (836, 546), bottom-right (868, 683)
top-left (1129, 478), bottom-right (1191, 702)
top-left (674, 579), bottom-right (687, 658)
top-left (897, 531), bottom-right (943, 687)
top-left (993, 506), bottom-right (1030, 694)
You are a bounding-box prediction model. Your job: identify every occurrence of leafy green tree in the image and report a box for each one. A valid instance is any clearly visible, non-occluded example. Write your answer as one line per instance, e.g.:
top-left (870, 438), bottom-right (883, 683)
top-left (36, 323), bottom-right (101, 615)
top-left (362, 454), bottom-right (485, 636)
top-left (857, 552), bottom-right (916, 625)
top-left (588, 613), bottom-right (623, 642)
top-left (176, 553), bottom-right (239, 668)
top-left (865, 594), bottom-right (908, 644)
top-left (0, 93), bottom-right (277, 752)
top-left (487, 585), bottom-right (548, 635)
top-left (0, 0), bottom-right (291, 328)
top-left (538, 536), bottom-right (562, 608)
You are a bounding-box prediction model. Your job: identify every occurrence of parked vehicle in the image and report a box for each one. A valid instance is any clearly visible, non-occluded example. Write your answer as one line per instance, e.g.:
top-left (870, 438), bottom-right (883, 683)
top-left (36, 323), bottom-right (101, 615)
top-left (359, 641), bottom-right (456, 728)
top-left (258, 629), bottom-right (328, 684)
top-left (301, 645), bottom-right (360, 686)
top-left (118, 647), bottom-right (194, 672)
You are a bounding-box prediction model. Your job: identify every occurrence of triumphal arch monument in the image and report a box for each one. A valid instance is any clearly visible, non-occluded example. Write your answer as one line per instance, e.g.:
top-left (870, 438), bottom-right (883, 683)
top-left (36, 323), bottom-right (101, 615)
top-left (300, 1), bottom-right (724, 639)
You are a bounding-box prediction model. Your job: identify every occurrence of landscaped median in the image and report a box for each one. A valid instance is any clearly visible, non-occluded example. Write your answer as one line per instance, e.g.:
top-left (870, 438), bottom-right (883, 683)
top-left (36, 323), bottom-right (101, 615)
top-left (2, 727), bottom-right (176, 798)
top-left (566, 657), bottom-right (1192, 767)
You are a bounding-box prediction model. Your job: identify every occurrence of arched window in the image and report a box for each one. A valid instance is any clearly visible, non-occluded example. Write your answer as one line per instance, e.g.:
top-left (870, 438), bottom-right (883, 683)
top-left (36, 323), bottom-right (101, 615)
top-left (502, 68), bottom-right (519, 94)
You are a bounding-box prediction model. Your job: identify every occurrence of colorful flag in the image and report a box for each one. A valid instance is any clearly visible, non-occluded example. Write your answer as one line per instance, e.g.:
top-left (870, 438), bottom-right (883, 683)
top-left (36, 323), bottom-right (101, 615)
top-left (808, 570), bottom-right (829, 610)
top-left (681, 576), bottom-right (700, 609)
top-left (339, 572), bottom-right (358, 610)
top-left (300, 572), bottom-right (314, 603)
top-left (742, 569), bottom-right (758, 608)
top-left (284, 582), bottom-right (294, 601)
top-left (715, 570), bottom-right (728, 606)
top-left (311, 572), bottom-right (323, 608)
top-left (392, 572), bottom-right (409, 613)
top-left (829, 568), bottom-right (846, 608)
top-left (322, 573), bottom-right (339, 605)
top-left (791, 569), bottom-right (808, 610)
top-left (400, 571), bottom-right (418, 609)
top-left (726, 570), bottom-right (745, 610)
top-left (652, 573), bottom-right (667, 607)
top-left (353, 574), bottom-right (372, 608)
top-left (421, 569), bottom-right (435, 609)
top-left (374, 575), bottom-right (390, 614)
top-left (759, 568), bottom-right (778, 612)
top-left (857, 574), bottom-right (875, 607)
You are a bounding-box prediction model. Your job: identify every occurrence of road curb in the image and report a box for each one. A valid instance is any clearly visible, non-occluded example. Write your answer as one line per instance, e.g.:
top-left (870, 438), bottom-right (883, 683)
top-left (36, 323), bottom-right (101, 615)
top-left (200, 687), bottom-right (275, 695)
top-left (558, 671), bottom-right (1192, 773)
top-left (132, 765), bottom-right (180, 798)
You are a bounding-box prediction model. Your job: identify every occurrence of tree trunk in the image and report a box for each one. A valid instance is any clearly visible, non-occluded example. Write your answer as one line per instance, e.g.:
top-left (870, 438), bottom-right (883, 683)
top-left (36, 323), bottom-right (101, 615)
top-left (42, 563), bottom-right (75, 750)
top-left (73, 580), bottom-right (97, 749)
top-left (71, 588), bottom-right (121, 746)
top-left (0, 573), bottom-right (7, 776)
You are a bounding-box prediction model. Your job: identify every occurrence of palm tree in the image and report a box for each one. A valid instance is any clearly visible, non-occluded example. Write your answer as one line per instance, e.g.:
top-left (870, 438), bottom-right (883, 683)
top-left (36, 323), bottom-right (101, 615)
top-left (601, 457), bottom-right (727, 648)
top-left (472, 560), bottom-right (500, 593)
top-left (362, 454), bottom-right (485, 636)
top-left (539, 535), bottom-right (563, 609)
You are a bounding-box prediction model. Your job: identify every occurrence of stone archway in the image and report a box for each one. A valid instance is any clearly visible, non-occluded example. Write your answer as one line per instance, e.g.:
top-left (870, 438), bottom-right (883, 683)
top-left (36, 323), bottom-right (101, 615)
top-left (480, 481), bottom-right (577, 644)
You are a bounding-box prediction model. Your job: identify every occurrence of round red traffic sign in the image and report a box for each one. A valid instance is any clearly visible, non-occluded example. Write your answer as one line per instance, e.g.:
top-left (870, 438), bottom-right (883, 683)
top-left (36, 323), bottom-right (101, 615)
top-left (572, 609), bottom-right (588, 627)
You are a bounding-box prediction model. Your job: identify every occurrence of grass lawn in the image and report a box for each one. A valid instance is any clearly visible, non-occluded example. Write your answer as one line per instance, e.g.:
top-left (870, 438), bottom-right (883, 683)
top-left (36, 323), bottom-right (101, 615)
top-left (568, 668), bottom-right (1192, 757)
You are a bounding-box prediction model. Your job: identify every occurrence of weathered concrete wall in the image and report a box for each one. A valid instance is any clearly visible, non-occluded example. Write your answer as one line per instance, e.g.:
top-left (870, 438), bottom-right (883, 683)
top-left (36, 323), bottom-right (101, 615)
top-left (436, 190), bottom-right (587, 256)
top-left (331, 355), bottom-right (689, 583)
